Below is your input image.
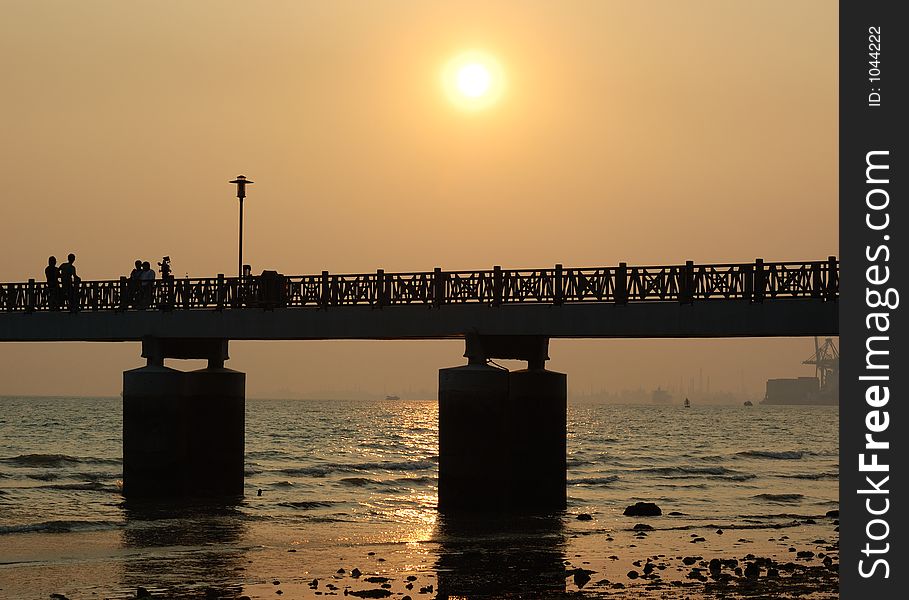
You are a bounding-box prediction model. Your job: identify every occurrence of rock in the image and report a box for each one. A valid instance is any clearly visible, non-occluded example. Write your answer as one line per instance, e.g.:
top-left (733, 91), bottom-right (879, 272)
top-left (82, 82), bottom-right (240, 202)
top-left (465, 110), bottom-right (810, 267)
top-left (690, 537), bottom-right (706, 543)
top-left (51, 594), bottom-right (71, 600)
top-left (351, 568), bottom-right (361, 578)
top-left (826, 509), bottom-right (839, 518)
top-left (403, 597), bottom-right (412, 600)
top-left (733, 567), bottom-right (743, 577)
top-left (683, 556), bottom-right (700, 566)
top-left (310, 579), bottom-right (319, 588)
top-left (627, 570), bottom-right (639, 579)
top-left (572, 568), bottom-right (593, 588)
top-left (708, 558), bottom-right (722, 575)
top-left (668, 511), bottom-right (685, 516)
top-left (577, 513), bottom-right (593, 521)
top-left (715, 529), bottom-right (724, 535)
top-left (633, 523), bottom-right (654, 531)
top-left (744, 563), bottom-right (760, 579)
top-left (789, 547), bottom-right (796, 552)
top-left (136, 589), bottom-right (151, 599)
top-left (405, 583), bottom-right (413, 590)
top-left (797, 550), bottom-right (815, 559)
top-left (364, 577), bottom-right (390, 584)
top-left (347, 590), bottom-right (391, 599)
top-left (337, 569), bottom-right (346, 574)
top-left (275, 591), bottom-right (282, 596)
top-left (804, 518), bottom-right (817, 524)
top-left (288, 549), bottom-right (297, 552)
top-left (406, 575), bottom-right (417, 581)
top-left (367, 551), bottom-right (375, 556)
top-left (767, 567), bottom-right (780, 578)
top-left (624, 502), bottom-right (662, 517)
top-left (643, 563), bottom-right (655, 575)
top-left (273, 580), bottom-right (281, 585)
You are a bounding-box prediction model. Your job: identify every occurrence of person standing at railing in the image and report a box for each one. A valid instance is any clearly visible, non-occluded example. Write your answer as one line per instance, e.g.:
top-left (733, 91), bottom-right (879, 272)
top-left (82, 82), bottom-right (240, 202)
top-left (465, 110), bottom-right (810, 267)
top-left (139, 261), bottom-right (156, 308)
top-left (44, 256), bottom-right (60, 310)
top-left (128, 260), bottom-right (143, 306)
top-left (59, 253), bottom-right (79, 312)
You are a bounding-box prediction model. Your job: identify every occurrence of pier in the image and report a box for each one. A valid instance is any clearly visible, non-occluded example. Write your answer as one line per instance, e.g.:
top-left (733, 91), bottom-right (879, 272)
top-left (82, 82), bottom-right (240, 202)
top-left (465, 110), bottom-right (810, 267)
top-left (0, 258), bottom-right (839, 510)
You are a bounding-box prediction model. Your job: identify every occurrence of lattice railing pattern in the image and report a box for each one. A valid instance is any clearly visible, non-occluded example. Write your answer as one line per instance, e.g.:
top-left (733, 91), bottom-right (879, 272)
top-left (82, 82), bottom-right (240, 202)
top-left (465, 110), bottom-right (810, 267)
top-left (0, 258), bottom-right (838, 313)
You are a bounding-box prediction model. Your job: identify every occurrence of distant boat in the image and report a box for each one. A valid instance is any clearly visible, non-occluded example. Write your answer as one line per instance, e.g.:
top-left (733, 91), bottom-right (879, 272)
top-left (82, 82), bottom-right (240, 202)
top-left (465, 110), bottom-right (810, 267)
top-left (684, 398), bottom-right (690, 408)
top-left (743, 400), bottom-right (754, 406)
top-left (385, 395), bottom-right (400, 400)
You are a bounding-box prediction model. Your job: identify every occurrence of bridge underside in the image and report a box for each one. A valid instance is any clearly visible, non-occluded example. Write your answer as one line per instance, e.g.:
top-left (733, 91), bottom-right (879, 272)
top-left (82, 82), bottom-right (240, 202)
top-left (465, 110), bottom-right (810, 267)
top-left (0, 298), bottom-right (837, 342)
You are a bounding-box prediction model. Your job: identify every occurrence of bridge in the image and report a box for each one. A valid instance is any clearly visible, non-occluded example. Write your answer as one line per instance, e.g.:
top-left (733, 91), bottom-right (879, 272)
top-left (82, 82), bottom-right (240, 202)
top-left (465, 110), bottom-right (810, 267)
top-left (0, 258), bottom-right (839, 511)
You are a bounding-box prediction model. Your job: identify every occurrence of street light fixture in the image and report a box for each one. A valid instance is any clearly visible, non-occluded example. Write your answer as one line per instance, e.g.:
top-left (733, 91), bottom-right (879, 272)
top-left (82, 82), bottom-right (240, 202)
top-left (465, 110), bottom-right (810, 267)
top-left (229, 175), bottom-right (254, 280)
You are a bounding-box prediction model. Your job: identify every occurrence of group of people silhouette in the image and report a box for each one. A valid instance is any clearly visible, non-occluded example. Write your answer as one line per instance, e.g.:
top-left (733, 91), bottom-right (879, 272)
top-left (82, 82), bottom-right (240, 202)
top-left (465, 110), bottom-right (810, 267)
top-left (44, 254), bottom-right (79, 311)
top-left (42, 254), bottom-right (173, 311)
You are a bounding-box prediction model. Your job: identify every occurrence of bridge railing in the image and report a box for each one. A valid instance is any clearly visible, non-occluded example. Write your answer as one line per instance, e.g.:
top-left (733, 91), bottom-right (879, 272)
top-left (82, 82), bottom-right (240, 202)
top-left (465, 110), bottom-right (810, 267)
top-left (0, 258), bottom-right (838, 313)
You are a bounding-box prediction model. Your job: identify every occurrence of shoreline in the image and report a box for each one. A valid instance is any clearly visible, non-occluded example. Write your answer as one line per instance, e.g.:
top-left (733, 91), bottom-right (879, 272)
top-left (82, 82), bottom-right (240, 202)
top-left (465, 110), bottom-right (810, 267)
top-left (0, 510), bottom-right (838, 600)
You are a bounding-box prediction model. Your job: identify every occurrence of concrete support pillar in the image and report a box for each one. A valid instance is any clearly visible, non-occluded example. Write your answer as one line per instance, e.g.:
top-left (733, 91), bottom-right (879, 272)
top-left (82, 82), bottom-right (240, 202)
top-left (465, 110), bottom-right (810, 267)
top-left (122, 338), bottom-right (245, 498)
top-left (183, 367), bottom-right (246, 496)
top-left (438, 363), bottom-right (510, 512)
top-left (438, 335), bottom-right (568, 513)
top-left (507, 369), bottom-right (567, 510)
top-left (122, 365), bottom-right (190, 497)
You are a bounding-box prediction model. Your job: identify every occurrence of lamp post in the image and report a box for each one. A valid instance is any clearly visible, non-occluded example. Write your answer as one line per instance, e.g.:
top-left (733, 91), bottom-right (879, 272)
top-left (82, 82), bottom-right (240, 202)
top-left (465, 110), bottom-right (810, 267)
top-left (229, 175), bottom-right (254, 280)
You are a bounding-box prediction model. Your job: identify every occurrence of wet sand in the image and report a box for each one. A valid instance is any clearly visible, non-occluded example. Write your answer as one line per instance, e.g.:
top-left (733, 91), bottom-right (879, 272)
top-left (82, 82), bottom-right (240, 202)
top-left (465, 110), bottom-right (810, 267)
top-left (3, 510), bottom-right (838, 599)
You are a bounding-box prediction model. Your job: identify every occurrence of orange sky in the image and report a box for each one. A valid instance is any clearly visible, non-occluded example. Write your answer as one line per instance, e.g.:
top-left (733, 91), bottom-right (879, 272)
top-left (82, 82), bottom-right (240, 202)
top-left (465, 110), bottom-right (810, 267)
top-left (0, 1), bottom-right (837, 398)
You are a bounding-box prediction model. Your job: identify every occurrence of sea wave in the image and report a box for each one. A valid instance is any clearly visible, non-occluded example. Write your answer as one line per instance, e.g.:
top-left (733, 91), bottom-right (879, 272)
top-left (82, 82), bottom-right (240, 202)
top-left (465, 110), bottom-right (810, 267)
top-left (568, 475), bottom-right (620, 485)
top-left (779, 472), bottom-right (839, 480)
top-left (276, 459), bottom-right (436, 478)
top-left (737, 450), bottom-right (805, 460)
top-left (0, 520), bottom-right (121, 536)
top-left (42, 482), bottom-right (120, 493)
top-left (633, 466), bottom-right (756, 481)
top-left (0, 454), bottom-right (120, 468)
top-left (753, 493), bottom-right (804, 503)
top-left (277, 500), bottom-right (338, 510)
top-left (339, 477), bottom-right (381, 487)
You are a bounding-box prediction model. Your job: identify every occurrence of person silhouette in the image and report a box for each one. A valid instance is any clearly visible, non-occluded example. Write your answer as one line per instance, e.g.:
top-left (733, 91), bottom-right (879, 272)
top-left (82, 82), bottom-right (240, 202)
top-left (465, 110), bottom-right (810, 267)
top-left (59, 253), bottom-right (79, 311)
top-left (44, 256), bottom-right (60, 310)
top-left (129, 259), bottom-right (142, 305)
top-left (139, 261), bottom-right (156, 307)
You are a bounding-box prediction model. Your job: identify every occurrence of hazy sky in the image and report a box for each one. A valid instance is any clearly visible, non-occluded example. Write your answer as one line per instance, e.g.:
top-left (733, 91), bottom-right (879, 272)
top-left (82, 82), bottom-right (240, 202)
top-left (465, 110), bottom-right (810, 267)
top-left (0, 1), bottom-right (837, 398)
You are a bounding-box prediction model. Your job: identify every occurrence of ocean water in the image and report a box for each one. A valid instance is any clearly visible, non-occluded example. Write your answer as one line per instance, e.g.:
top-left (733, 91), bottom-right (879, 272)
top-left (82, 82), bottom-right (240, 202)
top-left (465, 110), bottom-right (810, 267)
top-left (0, 397), bottom-right (838, 599)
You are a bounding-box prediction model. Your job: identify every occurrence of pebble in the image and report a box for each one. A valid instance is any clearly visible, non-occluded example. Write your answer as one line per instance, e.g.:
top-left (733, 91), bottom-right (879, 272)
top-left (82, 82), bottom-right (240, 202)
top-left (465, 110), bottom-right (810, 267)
top-left (633, 523), bottom-right (654, 531)
top-left (351, 568), bottom-right (361, 578)
top-left (744, 563), bottom-right (760, 579)
top-left (627, 570), bottom-right (639, 579)
top-left (576, 513), bottom-right (593, 521)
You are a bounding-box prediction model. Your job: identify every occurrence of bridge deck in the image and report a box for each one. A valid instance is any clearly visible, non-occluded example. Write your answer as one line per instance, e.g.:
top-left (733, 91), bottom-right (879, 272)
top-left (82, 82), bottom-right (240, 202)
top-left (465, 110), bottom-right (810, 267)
top-left (0, 259), bottom-right (838, 342)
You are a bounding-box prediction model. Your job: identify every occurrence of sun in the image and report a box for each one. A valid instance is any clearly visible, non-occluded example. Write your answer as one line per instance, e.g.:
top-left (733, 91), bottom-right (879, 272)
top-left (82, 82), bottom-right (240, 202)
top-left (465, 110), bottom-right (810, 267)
top-left (457, 63), bottom-right (491, 98)
top-left (442, 51), bottom-right (505, 111)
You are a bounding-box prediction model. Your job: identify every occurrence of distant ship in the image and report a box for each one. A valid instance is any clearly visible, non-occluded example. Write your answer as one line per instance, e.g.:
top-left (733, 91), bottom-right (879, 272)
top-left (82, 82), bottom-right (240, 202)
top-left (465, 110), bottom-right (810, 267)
top-left (762, 337), bottom-right (838, 405)
top-left (385, 395), bottom-right (400, 400)
top-left (651, 387), bottom-right (672, 404)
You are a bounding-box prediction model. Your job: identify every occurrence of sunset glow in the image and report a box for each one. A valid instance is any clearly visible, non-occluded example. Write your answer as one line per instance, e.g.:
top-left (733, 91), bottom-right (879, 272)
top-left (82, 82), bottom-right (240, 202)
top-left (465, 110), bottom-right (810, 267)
top-left (442, 51), bottom-right (505, 111)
